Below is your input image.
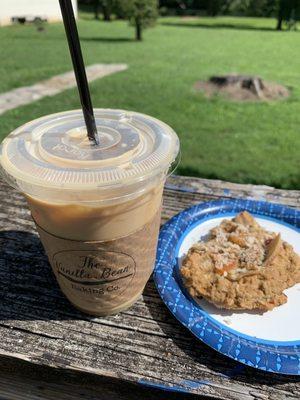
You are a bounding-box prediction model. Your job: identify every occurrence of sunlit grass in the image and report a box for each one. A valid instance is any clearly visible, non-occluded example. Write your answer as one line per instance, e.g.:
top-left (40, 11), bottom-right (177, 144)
top-left (0, 16), bottom-right (299, 188)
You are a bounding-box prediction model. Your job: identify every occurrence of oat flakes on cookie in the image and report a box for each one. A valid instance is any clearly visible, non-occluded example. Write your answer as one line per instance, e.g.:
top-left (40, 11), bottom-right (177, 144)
top-left (180, 211), bottom-right (300, 312)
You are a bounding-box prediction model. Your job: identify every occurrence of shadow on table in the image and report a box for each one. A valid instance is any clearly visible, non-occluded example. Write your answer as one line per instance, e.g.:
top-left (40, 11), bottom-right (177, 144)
top-left (143, 279), bottom-right (300, 391)
top-left (0, 231), bottom-right (208, 399)
top-left (0, 230), bottom-right (94, 321)
top-left (2, 230), bottom-right (299, 389)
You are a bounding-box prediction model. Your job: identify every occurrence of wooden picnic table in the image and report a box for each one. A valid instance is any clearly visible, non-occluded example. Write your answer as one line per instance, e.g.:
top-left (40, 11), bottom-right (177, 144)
top-left (0, 175), bottom-right (299, 400)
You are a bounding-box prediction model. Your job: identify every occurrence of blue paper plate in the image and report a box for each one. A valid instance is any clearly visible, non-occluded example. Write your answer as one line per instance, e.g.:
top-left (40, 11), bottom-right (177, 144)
top-left (154, 199), bottom-right (300, 375)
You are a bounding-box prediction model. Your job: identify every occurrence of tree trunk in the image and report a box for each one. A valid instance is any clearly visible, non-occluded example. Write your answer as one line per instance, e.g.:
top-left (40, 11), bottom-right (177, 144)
top-left (94, 0), bottom-right (100, 20)
top-left (276, 16), bottom-right (283, 30)
top-left (207, 0), bottom-right (220, 17)
top-left (276, 0), bottom-right (284, 30)
top-left (102, 2), bottom-right (111, 22)
top-left (135, 20), bottom-right (142, 41)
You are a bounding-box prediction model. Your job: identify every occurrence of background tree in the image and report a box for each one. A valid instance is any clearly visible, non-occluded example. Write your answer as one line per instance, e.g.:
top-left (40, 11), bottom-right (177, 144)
top-left (207, 0), bottom-right (221, 16)
top-left (93, 0), bottom-right (114, 21)
top-left (277, 0), bottom-right (288, 30)
top-left (94, 0), bottom-right (100, 19)
top-left (204, 0), bottom-right (233, 17)
top-left (101, 0), bottom-right (113, 21)
top-left (118, 0), bottom-right (158, 40)
top-left (248, 0), bottom-right (271, 16)
top-left (276, 0), bottom-right (300, 30)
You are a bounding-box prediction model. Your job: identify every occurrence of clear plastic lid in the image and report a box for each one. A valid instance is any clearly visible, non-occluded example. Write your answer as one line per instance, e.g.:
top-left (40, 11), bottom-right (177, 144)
top-left (0, 109), bottom-right (180, 202)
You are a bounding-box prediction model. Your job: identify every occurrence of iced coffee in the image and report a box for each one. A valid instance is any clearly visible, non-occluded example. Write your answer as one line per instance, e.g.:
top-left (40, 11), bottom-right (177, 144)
top-left (0, 109), bottom-right (179, 315)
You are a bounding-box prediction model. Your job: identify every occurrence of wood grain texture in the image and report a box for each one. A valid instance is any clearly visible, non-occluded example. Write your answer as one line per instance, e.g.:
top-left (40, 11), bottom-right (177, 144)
top-left (0, 356), bottom-right (202, 400)
top-left (0, 176), bottom-right (299, 400)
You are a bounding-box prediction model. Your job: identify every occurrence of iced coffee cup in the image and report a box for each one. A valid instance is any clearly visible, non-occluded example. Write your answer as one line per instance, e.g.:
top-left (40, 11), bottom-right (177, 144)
top-left (0, 109), bottom-right (179, 316)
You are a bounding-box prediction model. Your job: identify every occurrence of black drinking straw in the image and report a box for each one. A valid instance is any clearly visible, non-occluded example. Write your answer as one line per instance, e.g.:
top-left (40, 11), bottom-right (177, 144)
top-left (59, 0), bottom-right (99, 145)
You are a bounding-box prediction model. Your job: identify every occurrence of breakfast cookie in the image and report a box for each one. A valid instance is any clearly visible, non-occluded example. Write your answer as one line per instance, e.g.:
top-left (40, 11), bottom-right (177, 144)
top-left (180, 211), bottom-right (300, 311)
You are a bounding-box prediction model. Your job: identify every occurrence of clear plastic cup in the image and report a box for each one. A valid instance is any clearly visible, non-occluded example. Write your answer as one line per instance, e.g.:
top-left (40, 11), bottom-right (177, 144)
top-left (0, 109), bottom-right (180, 316)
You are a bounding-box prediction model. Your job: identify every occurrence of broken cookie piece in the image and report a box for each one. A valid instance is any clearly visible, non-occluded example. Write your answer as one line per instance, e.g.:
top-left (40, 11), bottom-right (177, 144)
top-left (180, 211), bottom-right (300, 312)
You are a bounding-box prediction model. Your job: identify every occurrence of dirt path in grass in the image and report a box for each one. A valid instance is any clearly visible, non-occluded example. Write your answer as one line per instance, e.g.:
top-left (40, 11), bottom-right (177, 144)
top-left (0, 63), bottom-right (127, 115)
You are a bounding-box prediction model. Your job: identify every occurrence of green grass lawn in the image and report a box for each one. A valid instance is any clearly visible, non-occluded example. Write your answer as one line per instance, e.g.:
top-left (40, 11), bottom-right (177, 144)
top-left (0, 16), bottom-right (299, 189)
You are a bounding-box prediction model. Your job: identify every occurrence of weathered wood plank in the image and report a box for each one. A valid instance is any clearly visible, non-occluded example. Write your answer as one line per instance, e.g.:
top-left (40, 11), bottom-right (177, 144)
top-left (0, 177), bottom-right (299, 400)
top-left (166, 175), bottom-right (300, 207)
top-left (0, 356), bottom-right (203, 400)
